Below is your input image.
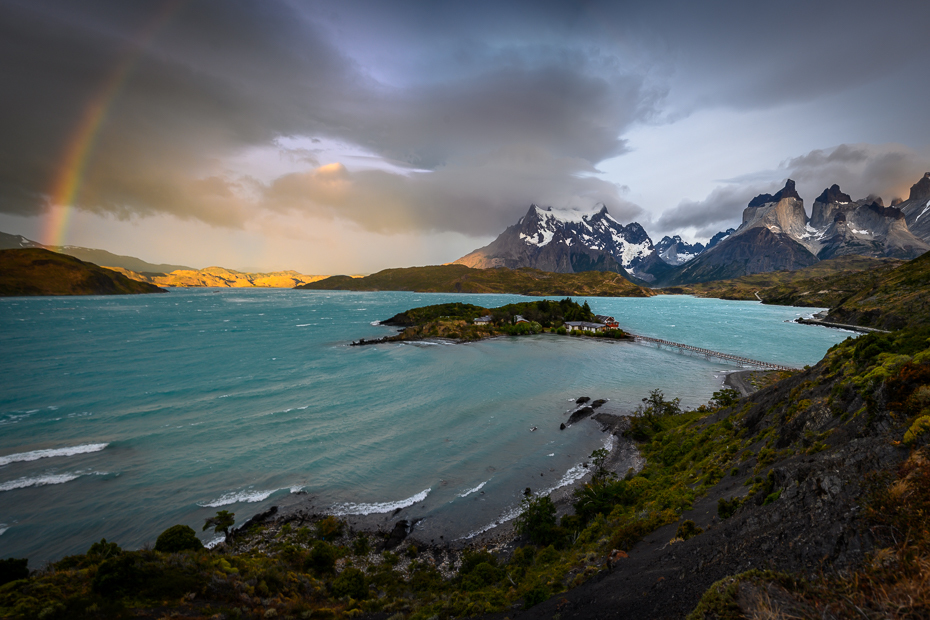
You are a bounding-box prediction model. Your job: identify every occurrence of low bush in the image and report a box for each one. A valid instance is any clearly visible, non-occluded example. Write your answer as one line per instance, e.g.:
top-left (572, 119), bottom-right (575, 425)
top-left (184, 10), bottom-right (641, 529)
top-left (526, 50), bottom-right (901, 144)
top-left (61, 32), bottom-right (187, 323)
top-left (155, 524), bottom-right (204, 553)
top-left (332, 567), bottom-right (368, 599)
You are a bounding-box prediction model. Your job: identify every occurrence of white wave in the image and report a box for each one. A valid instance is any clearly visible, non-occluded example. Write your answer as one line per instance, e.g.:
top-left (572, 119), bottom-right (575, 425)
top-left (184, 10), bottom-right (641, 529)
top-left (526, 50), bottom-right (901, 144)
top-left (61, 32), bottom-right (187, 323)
top-left (0, 443), bottom-right (108, 467)
top-left (296, 323), bottom-right (313, 327)
top-left (199, 488), bottom-right (281, 508)
top-left (370, 320), bottom-right (381, 326)
top-left (0, 472), bottom-right (99, 491)
top-left (458, 480), bottom-right (488, 498)
top-left (0, 524), bottom-right (8, 536)
top-left (461, 503), bottom-right (525, 540)
top-left (289, 485), bottom-right (304, 493)
top-left (462, 435), bottom-right (615, 541)
top-left (204, 534), bottom-right (226, 549)
top-left (330, 488), bottom-right (430, 516)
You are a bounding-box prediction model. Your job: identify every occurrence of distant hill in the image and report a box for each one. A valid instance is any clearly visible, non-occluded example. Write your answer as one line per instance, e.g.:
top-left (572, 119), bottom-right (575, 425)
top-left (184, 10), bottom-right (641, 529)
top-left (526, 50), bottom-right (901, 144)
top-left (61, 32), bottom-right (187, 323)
top-left (662, 255), bottom-right (904, 308)
top-left (0, 248), bottom-right (167, 296)
top-left (110, 266), bottom-right (330, 288)
top-left (0, 231), bottom-right (192, 273)
top-left (297, 264), bottom-right (652, 297)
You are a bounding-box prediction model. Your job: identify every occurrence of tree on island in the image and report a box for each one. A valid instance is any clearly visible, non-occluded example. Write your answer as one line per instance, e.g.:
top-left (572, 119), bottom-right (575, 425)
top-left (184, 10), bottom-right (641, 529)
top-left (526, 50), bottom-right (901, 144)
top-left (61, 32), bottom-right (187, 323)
top-left (203, 510), bottom-right (235, 538)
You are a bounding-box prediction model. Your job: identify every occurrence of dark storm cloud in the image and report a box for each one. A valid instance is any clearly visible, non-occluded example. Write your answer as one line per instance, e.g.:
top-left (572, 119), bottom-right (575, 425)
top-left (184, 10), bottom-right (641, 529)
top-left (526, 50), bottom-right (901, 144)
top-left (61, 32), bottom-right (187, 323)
top-left (0, 0), bottom-right (653, 234)
top-left (2, 0), bottom-right (929, 238)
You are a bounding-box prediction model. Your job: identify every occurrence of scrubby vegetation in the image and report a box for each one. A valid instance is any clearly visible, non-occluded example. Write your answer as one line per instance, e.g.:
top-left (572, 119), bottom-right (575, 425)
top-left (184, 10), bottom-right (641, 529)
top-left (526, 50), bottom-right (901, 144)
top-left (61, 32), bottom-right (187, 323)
top-left (660, 255), bottom-right (904, 307)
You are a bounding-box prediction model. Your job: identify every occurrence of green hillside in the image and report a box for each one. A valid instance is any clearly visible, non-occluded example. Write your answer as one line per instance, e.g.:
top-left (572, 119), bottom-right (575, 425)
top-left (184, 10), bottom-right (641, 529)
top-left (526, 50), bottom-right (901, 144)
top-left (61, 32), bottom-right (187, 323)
top-left (297, 264), bottom-right (652, 297)
top-left (661, 255), bottom-right (904, 307)
top-left (824, 250), bottom-right (930, 330)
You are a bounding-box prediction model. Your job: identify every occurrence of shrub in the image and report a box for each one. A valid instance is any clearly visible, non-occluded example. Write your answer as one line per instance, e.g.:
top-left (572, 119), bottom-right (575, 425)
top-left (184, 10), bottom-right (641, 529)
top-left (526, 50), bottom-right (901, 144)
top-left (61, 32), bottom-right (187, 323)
top-left (351, 534), bottom-right (370, 556)
top-left (904, 415), bottom-right (930, 445)
top-left (510, 546), bottom-right (536, 567)
top-left (536, 545), bottom-right (559, 564)
top-left (92, 553), bottom-right (145, 597)
top-left (459, 549), bottom-right (498, 575)
top-left (332, 567), bottom-right (368, 599)
top-left (0, 558), bottom-right (28, 586)
top-left (676, 520), bottom-right (703, 540)
top-left (306, 541), bottom-right (337, 574)
top-left (461, 562), bottom-right (504, 590)
top-left (710, 388), bottom-right (741, 408)
top-left (87, 538), bottom-right (122, 561)
top-left (155, 524), bottom-right (204, 553)
top-left (523, 584), bottom-right (549, 609)
top-left (718, 497), bottom-right (742, 520)
top-left (315, 516), bottom-right (344, 540)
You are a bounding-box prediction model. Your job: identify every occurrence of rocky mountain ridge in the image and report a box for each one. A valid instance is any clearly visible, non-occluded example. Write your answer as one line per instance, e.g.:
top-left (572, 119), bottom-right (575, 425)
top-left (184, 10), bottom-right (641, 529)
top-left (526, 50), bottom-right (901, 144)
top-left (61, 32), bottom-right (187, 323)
top-left (453, 204), bottom-right (674, 283)
top-left (665, 176), bottom-right (930, 285)
top-left (456, 172), bottom-right (930, 287)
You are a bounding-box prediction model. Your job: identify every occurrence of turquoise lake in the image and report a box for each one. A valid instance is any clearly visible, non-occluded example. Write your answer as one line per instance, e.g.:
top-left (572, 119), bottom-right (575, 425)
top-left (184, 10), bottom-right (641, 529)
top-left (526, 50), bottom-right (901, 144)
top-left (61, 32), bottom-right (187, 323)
top-left (0, 289), bottom-right (853, 564)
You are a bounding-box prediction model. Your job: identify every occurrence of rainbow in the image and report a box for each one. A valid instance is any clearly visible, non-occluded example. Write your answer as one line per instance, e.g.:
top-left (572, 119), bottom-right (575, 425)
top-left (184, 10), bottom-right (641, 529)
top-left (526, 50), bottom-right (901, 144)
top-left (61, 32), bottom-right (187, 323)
top-left (43, 0), bottom-right (185, 247)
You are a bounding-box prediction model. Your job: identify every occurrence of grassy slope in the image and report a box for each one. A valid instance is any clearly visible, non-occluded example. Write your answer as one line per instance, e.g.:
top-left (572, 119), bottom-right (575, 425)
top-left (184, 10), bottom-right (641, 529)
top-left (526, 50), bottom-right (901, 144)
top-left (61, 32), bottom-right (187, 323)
top-left (297, 264), bottom-right (652, 297)
top-left (0, 249), bottom-right (166, 296)
top-left (660, 255), bottom-right (904, 307)
top-left (824, 250), bottom-right (930, 330)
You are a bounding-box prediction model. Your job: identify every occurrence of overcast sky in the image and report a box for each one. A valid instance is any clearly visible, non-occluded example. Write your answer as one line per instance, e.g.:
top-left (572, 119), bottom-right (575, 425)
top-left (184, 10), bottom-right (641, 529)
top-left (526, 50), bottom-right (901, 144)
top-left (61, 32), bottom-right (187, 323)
top-left (2, 0), bottom-right (929, 272)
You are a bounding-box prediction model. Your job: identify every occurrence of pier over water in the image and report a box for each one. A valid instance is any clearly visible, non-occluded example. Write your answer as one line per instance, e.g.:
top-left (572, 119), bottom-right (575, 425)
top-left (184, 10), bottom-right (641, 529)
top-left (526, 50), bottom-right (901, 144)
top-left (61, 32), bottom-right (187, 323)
top-left (632, 334), bottom-right (794, 371)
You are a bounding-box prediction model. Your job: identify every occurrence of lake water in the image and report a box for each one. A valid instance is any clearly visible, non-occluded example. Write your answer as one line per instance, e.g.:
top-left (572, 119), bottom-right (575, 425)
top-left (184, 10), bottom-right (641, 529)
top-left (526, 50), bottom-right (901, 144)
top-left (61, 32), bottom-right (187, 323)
top-left (0, 289), bottom-right (851, 564)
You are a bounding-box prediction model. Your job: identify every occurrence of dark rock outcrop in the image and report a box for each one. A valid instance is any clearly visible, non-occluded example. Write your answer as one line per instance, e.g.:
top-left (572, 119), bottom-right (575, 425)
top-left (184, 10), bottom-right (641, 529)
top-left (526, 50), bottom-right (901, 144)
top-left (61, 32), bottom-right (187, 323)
top-left (908, 172), bottom-right (930, 201)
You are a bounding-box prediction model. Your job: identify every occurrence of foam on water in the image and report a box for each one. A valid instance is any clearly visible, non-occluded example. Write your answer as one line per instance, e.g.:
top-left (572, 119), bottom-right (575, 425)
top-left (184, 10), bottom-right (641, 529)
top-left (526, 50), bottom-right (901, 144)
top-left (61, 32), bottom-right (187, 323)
top-left (458, 480), bottom-right (488, 498)
top-left (0, 472), bottom-right (101, 492)
top-left (199, 488), bottom-right (282, 508)
top-left (204, 534), bottom-right (226, 548)
top-left (0, 525), bottom-right (9, 536)
top-left (331, 488), bottom-right (431, 516)
top-left (0, 443), bottom-right (108, 466)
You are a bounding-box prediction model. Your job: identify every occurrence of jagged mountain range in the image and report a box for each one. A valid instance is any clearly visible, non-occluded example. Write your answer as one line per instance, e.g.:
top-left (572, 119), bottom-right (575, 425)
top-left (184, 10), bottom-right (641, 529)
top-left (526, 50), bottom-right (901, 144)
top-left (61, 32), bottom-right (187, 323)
top-left (456, 172), bottom-right (930, 286)
top-left (453, 204), bottom-right (674, 283)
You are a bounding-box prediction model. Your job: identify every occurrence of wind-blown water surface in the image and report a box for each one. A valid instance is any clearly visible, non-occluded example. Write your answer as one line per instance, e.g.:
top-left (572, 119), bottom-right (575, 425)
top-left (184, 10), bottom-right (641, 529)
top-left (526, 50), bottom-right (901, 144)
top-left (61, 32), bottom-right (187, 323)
top-left (0, 289), bottom-right (850, 563)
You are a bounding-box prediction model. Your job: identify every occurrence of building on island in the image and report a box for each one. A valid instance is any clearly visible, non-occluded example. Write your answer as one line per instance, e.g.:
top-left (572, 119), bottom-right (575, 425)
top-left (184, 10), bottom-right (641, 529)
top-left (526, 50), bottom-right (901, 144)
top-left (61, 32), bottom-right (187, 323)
top-left (473, 315), bottom-right (493, 325)
top-left (513, 315), bottom-right (530, 324)
top-left (564, 320), bottom-right (607, 333)
top-left (595, 315), bottom-right (619, 329)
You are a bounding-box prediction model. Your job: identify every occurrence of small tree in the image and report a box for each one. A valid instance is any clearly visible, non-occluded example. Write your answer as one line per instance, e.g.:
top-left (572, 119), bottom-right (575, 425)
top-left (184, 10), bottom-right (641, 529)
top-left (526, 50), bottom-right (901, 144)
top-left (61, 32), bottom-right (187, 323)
top-left (710, 388), bottom-right (741, 408)
top-left (156, 524), bottom-right (204, 553)
top-left (203, 510), bottom-right (235, 538)
top-left (514, 495), bottom-right (563, 547)
top-left (590, 447), bottom-right (611, 481)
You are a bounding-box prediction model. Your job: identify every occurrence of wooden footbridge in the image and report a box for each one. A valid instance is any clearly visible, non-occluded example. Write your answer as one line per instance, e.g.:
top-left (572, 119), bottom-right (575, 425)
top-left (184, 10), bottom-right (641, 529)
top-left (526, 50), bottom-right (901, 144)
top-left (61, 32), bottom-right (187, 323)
top-left (632, 334), bottom-right (793, 371)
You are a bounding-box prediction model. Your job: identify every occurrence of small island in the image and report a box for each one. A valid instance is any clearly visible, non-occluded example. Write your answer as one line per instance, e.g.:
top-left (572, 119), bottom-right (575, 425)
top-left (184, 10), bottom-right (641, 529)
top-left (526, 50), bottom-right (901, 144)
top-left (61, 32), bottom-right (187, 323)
top-left (353, 298), bottom-right (631, 346)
